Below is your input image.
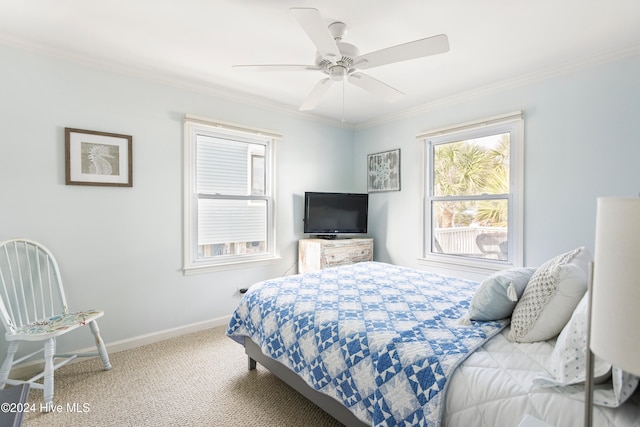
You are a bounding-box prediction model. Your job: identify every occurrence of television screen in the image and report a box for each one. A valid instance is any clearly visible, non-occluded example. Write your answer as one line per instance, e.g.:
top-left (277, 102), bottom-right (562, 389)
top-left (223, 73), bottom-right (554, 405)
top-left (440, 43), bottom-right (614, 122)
top-left (304, 192), bottom-right (368, 235)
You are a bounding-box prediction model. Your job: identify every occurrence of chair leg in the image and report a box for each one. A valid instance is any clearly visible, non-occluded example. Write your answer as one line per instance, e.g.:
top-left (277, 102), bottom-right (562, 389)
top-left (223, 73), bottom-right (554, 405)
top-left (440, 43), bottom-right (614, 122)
top-left (0, 341), bottom-right (19, 389)
top-left (89, 320), bottom-right (112, 371)
top-left (43, 338), bottom-right (55, 411)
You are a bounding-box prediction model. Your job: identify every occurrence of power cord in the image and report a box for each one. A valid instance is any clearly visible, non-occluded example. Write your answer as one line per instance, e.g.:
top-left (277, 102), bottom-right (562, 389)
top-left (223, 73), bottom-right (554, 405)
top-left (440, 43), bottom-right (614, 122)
top-left (282, 257), bottom-right (298, 276)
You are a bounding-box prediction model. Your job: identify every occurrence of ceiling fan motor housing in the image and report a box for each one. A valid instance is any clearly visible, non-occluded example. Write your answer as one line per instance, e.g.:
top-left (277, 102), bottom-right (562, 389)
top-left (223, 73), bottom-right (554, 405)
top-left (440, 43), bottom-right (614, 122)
top-left (316, 41), bottom-right (360, 81)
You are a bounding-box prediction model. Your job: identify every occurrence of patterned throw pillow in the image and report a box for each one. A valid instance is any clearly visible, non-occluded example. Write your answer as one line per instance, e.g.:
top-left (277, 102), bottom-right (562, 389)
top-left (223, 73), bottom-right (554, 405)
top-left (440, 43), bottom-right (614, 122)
top-left (534, 292), bottom-right (611, 386)
top-left (534, 292), bottom-right (640, 408)
top-left (508, 247), bottom-right (590, 343)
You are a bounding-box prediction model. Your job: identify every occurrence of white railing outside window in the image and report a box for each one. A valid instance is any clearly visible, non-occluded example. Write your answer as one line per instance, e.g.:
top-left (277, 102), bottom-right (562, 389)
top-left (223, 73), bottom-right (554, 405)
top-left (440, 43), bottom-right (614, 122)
top-left (434, 226), bottom-right (508, 260)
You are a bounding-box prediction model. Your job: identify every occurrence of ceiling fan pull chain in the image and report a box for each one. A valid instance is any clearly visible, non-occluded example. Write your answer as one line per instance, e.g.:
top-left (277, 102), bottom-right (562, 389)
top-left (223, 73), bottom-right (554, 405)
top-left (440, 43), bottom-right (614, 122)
top-left (342, 80), bottom-right (346, 123)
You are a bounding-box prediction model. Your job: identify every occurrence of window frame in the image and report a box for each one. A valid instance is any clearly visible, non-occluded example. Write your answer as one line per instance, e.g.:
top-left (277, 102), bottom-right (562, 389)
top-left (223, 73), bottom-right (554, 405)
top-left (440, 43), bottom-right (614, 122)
top-left (183, 115), bottom-right (280, 274)
top-left (418, 112), bottom-right (524, 275)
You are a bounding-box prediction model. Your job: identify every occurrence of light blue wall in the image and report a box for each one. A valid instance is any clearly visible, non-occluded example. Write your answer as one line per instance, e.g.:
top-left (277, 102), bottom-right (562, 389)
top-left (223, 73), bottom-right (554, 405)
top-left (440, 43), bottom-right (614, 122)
top-left (355, 53), bottom-right (640, 274)
top-left (0, 44), bottom-right (354, 357)
top-left (1, 43), bottom-right (639, 359)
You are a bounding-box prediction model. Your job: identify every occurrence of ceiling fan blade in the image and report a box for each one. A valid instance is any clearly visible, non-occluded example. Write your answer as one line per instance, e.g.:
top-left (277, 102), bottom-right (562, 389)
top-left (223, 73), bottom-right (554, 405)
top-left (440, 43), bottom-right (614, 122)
top-left (232, 64), bottom-right (319, 72)
top-left (290, 7), bottom-right (341, 62)
top-left (299, 78), bottom-right (333, 111)
top-left (348, 73), bottom-right (404, 103)
top-left (354, 34), bottom-right (449, 70)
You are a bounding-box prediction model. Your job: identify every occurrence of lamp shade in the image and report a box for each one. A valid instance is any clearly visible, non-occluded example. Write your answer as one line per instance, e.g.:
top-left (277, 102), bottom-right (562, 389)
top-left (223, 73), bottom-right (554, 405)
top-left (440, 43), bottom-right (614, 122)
top-left (590, 197), bottom-right (640, 376)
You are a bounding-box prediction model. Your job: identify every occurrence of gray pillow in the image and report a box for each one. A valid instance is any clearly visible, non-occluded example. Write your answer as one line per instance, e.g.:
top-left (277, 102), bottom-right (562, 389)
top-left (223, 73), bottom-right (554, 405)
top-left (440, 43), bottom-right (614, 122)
top-left (467, 267), bottom-right (536, 321)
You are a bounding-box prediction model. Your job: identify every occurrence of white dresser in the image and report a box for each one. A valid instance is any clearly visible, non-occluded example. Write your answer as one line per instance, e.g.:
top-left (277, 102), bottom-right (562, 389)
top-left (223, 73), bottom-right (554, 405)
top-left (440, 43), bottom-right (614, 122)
top-left (298, 237), bottom-right (373, 273)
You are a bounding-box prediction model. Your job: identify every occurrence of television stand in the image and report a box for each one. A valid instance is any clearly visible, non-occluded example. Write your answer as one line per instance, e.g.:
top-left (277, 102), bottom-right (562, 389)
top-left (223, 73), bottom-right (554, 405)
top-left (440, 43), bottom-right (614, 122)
top-left (298, 237), bottom-right (373, 273)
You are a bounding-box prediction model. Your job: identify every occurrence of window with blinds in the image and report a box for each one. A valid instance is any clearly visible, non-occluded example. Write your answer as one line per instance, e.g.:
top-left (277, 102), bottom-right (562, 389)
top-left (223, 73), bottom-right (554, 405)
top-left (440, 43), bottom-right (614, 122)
top-left (183, 116), bottom-right (278, 272)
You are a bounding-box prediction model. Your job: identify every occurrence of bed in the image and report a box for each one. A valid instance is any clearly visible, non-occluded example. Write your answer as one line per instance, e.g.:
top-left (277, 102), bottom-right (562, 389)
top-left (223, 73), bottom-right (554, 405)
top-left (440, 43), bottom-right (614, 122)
top-left (226, 258), bottom-right (640, 426)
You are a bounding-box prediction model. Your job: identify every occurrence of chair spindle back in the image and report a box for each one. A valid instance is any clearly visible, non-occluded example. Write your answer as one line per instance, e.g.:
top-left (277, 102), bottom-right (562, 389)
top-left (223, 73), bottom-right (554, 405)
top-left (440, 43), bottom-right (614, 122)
top-left (0, 239), bottom-right (69, 335)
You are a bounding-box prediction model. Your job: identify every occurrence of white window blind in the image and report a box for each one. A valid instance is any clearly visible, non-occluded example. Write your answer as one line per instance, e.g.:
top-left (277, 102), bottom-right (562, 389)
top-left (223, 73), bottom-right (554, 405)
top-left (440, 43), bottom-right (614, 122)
top-left (197, 136), bottom-right (252, 195)
top-left (183, 116), bottom-right (279, 273)
top-left (197, 199), bottom-right (266, 246)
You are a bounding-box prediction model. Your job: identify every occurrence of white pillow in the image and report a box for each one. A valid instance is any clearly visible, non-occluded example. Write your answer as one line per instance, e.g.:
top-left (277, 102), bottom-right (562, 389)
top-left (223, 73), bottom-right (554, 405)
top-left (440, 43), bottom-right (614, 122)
top-left (534, 292), bottom-right (640, 408)
top-left (543, 368), bottom-right (640, 408)
top-left (467, 267), bottom-right (536, 321)
top-left (508, 247), bottom-right (590, 343)
top-left (534, 292), bottom-right (611, 386)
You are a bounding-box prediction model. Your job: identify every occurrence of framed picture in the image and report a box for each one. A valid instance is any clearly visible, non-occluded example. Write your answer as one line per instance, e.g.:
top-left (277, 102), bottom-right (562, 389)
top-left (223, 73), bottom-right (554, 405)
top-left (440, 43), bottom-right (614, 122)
top-left (367, 149), bottom-right (400, 192)
top-left (65, 128), bottom-right (133, 187)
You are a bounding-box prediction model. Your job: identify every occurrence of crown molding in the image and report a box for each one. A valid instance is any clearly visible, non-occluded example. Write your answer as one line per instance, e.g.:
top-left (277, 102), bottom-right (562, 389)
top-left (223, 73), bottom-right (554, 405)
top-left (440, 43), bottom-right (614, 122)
top-left (0, 34), bottom-right (355, 131)
top-left (356, 44), bottom-right (640, 130)
top-left (2, 33), bottom-right (638, 133)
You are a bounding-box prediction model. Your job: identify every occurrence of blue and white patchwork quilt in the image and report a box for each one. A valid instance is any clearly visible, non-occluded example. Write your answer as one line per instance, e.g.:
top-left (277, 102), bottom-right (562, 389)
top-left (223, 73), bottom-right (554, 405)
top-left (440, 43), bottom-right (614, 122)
top-left (227, 262), bottom-right (507, 426)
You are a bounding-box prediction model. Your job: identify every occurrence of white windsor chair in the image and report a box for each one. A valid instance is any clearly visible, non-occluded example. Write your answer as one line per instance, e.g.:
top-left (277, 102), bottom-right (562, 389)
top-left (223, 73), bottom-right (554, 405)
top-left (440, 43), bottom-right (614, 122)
top-left (0, 239), bottom-right (111, 410)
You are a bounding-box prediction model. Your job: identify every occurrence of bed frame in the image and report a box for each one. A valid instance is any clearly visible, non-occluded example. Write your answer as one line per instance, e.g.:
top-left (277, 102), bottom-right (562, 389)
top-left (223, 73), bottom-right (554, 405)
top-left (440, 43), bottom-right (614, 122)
top-left (244, 337), bottom-right (369, 427)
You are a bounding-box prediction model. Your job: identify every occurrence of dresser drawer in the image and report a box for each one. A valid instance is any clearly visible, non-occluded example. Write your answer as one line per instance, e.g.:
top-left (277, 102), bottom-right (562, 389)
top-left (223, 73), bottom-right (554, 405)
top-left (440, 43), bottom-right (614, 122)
top-left (321, 243), bottom-right (372, 267)
top-left (298, 237), bottom-right (374, 273)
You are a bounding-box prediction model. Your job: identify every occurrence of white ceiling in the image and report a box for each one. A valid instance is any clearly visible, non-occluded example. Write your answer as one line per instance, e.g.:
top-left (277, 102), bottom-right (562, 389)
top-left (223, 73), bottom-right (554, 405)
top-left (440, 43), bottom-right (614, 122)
top-left (1, 0), bottom-right (639, 125)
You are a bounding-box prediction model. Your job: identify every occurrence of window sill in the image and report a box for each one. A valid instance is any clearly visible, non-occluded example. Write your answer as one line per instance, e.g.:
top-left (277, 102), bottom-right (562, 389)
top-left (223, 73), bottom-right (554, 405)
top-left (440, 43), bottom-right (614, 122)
top-left (183, 255), bottom-right (282, 275)
top-left (418, 254), bottom-right (516, 280)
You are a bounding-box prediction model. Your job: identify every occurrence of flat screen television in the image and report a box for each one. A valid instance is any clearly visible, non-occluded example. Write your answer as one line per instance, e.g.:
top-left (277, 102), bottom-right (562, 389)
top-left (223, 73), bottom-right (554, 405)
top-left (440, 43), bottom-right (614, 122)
top-left (303, 192), bottom-right (368, 236)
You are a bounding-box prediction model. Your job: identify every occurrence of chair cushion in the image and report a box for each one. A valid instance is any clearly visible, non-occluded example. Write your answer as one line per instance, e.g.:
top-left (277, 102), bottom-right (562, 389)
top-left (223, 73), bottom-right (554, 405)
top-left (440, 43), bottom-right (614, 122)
top-left (15, 310), bottom-right (103, 337)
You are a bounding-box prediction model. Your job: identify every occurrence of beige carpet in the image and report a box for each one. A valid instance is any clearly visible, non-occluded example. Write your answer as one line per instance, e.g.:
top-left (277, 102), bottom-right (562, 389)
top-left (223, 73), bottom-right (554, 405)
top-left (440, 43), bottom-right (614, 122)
top-left (20, 326), bottom-right (343, 426)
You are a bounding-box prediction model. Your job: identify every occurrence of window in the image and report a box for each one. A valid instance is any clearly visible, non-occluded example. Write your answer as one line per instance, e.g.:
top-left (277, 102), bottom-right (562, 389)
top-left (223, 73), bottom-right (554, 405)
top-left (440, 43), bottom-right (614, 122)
top-left (183, 115), bottom-right (280, 273)
top-left (418, 112), bottom-right (523, 274)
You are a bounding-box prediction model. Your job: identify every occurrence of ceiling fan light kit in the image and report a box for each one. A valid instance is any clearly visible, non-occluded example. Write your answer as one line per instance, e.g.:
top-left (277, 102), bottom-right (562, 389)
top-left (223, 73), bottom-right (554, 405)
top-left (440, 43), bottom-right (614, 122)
top-left (233, 7), bottom-right (450, 113)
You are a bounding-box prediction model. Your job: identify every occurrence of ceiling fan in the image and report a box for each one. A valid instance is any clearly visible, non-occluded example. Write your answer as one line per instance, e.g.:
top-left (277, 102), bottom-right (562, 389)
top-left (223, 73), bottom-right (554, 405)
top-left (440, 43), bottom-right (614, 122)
top-left (233, 8), bottom-right (450, 112)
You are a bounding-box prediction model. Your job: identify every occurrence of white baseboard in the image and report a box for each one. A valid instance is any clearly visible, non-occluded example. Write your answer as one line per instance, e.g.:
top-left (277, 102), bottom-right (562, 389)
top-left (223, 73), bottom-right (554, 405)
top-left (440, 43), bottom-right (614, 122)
top-left (8, 316), bottom-right (231, 380)
top-left (105, 316), bottom-right (230, 354)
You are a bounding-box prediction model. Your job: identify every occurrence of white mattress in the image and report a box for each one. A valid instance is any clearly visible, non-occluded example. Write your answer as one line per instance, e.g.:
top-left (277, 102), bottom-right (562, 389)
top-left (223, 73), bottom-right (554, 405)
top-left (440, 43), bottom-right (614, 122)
top-left (444, 327), bottom-right (640, 427)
